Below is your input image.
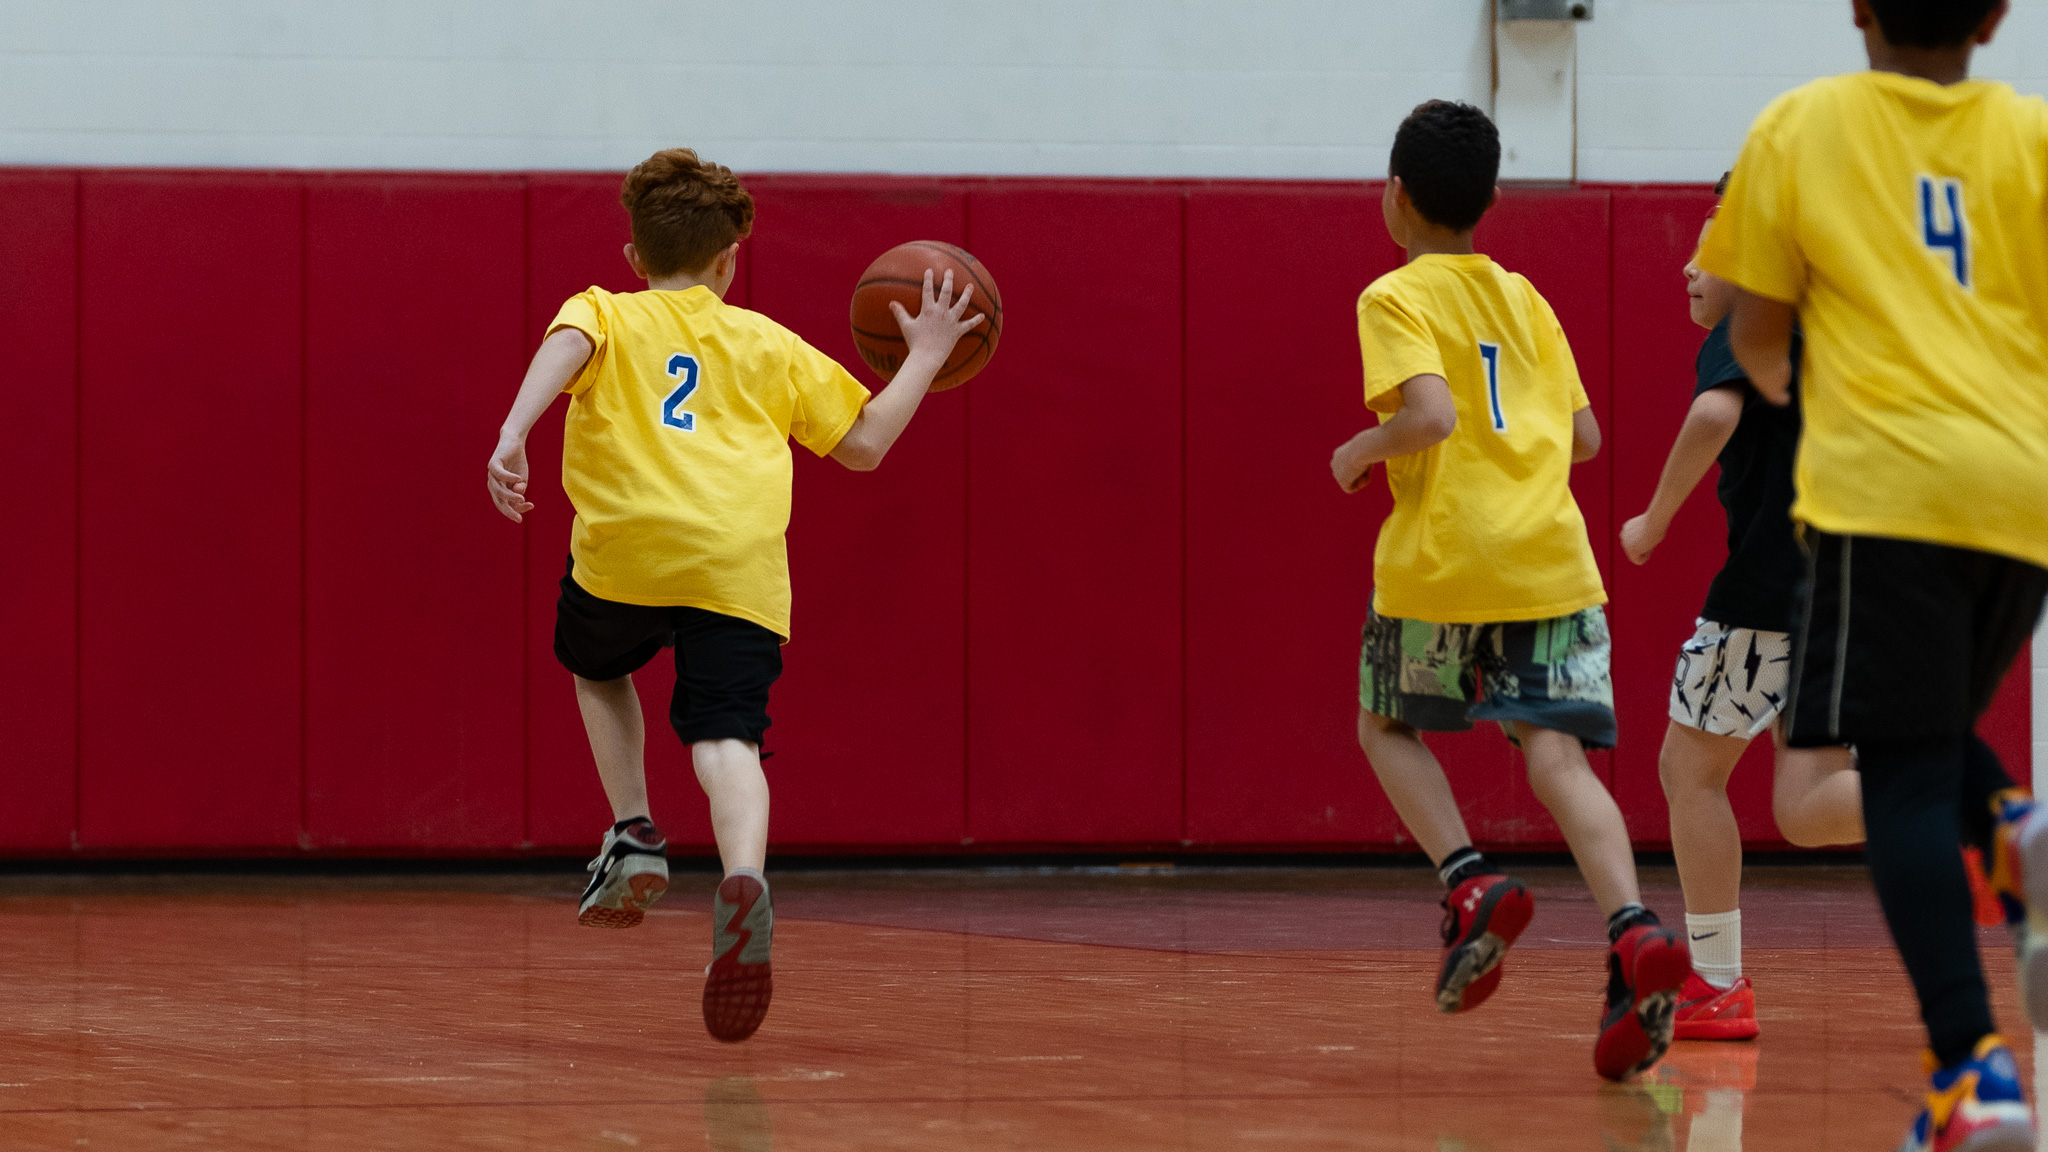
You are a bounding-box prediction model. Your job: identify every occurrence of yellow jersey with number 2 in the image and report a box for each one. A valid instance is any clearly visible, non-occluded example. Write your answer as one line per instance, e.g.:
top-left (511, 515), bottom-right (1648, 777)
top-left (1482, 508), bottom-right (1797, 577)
top-left (1358, 253), bottom-right (1606, 624)
top-left (1700, 72), bottom-right (2048, 570)
top-left (547, 285), bottom-right (871, 639)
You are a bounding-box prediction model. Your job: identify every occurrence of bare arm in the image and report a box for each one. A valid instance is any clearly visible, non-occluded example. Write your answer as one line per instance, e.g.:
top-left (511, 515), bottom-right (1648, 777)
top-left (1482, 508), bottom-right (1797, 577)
top-left (1619, 387), bottom-right (1743, 564)
top-left (1729, 290), bottom-right (1796, 405)
top-left (486, 327), bottom-right (593, 523)
top-left (1329, 374), bottom-right (1458, 493)
top-left (830, 269), bottom-right (985, 471)
top-left (1571, 405), bottom-right (1602, 463)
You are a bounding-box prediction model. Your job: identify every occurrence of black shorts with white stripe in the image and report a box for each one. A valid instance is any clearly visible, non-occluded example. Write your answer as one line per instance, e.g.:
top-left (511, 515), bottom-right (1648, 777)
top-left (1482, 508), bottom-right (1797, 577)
top-left (1784, 529), bottom-right (2047, 748)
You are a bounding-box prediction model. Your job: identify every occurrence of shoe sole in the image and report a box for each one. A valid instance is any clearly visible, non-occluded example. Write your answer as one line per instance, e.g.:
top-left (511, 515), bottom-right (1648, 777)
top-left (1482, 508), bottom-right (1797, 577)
top-left (578, 856), bottom-right (669, 929)
top-left (1672, 1016), bottom-right (1759, 1041)
top-left (704, 873), bottom-right (773, 1043)
top-left (2020, 821), bottom-right (2048, 1031)
top-left (1953, 1120), bottom-right (2036, 1152)
top-left (1595, 930), bottom-right (1692, 1081)
top-left (1436, 879), bottom-right (1534, 1014)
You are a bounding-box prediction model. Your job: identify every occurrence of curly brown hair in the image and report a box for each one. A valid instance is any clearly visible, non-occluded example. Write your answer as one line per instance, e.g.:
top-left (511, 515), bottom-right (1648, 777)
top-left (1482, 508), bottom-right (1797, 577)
top-left (619, 148), bottom-right (755, 278)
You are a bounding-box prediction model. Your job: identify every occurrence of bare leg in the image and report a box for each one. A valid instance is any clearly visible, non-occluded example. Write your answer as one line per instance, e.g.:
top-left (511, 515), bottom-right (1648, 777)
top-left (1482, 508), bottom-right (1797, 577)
top-left (1658, 721), bottom-right (1751, 915)
top-left (1519, 724), bottom-right (1640, 917)
top-left (695, 738), bottom-right (769, 875)
top-left (575, 674), bottom-right (649, 823)
top-left (1357, 708), bottom-right (1473, 866)
top-left (1772, 732), bottom-right (1863, 847)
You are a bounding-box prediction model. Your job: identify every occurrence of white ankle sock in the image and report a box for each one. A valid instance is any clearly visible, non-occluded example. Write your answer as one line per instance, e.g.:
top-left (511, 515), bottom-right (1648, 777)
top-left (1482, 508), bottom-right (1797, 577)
top-left (1685, 910), bottom-right (1743, 989)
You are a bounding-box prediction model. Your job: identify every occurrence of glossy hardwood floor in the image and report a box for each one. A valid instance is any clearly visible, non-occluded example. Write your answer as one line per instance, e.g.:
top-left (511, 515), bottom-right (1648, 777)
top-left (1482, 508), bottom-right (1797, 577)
top-left (0, 865), bottom-right (2033, 1149)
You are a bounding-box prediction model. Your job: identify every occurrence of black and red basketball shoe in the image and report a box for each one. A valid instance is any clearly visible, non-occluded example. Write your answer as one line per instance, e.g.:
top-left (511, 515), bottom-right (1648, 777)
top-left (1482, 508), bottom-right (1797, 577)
top-left (1436, 874), bottom-right (1536, 1013)
top-left (703, 871), bottom-right (774, 1043)
top-left (1595, 922), bottom-right (1692, 1081)
top-left (577, 818), bottom-right (669, 928)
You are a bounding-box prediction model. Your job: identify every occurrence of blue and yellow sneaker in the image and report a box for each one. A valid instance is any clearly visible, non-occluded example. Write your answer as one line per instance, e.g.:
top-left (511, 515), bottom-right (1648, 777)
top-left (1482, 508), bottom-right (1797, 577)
top-left (1899, 1035), bottom-right (2034, 1152)
top-left (1984, 789), bottom-right (2048, 1030)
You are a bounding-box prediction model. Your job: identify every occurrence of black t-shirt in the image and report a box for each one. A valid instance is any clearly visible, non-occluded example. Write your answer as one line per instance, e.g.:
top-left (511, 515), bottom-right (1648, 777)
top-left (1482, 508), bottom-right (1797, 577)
top-left (1694, 318), bottom-right (1804, 633)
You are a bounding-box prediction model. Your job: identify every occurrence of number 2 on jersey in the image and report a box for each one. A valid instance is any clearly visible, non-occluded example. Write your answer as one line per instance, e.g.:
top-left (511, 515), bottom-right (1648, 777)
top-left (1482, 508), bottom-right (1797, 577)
top-left (663, 354), bottom-right (700, 432)
top-left (1478, 341), bottom-right (1506, 431)
top-left (1918, 175), bottom-right (1969, 288)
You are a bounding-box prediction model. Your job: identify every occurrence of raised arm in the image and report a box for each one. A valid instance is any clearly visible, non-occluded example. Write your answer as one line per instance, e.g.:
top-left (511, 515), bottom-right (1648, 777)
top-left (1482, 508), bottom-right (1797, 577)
top-left (1619, 387), bottom-right (1743, 564)
top-left (1728, 290), bottom-right (1796, 405)
top-left (830, 269), bottom-right (985, 471)
top-left (487, 326), bottom-right (594, 523)
top-left (1329, 374), bottom-right (1458, 493)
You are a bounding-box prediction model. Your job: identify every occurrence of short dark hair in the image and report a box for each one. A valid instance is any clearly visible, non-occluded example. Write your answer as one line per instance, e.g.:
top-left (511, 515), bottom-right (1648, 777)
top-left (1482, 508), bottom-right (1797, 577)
top-left (1866, 0), bottom-right (2000, 48)
top-left (1714, 170), bottom-right (1731, 197)
top-left (1388, 101), bottom-right (1501, 233)
top-left (619, 148), bottom-right (755, 277)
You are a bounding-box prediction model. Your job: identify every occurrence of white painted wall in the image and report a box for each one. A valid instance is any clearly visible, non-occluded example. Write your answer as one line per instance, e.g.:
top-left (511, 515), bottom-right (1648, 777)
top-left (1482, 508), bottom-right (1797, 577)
top-left (5, 1), bottom-right (2046, 182)
top-left (4, 0), bottom-right (2043, 768)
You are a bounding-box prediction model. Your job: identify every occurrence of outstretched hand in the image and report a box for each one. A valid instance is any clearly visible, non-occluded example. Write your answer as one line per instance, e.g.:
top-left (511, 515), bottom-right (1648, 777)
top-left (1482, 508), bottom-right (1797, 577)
top-left (890, 268), bottom-right (985, 366)
top-left (487, 435), bottom-right (534, 523)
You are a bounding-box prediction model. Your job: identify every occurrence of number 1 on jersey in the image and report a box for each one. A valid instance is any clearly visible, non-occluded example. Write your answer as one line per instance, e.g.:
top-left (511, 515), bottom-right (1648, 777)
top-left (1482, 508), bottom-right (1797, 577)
top-left (663, 354), bottom-right (700, 432)
top-left (1918, 175), bottom-right (1969, 288)
top-left (1478, 341), bottom-right (1506, 431)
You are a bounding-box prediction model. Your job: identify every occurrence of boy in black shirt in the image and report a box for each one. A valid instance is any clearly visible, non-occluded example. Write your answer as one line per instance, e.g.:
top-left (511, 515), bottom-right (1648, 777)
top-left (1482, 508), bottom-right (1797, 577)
top-left (1621, 182), bottom-right (1863, 1040)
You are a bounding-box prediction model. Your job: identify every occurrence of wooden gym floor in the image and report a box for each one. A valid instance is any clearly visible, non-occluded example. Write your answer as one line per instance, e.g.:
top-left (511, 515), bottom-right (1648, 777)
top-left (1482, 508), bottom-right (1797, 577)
top-left (0, 864), bottom-right (2031, 1150)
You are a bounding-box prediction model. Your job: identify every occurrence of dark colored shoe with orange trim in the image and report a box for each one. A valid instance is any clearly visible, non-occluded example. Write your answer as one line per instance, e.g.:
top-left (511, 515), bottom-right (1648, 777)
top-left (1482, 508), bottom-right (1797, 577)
top-left (1435, 874), bottom-right (1535, 1014)
top-left (703, 871), bottom-right (773, 1043)
top-left (1595, 922), bottom-right (1691, 1081)
top-left (1671, 972), bottom-right (1759, 1041)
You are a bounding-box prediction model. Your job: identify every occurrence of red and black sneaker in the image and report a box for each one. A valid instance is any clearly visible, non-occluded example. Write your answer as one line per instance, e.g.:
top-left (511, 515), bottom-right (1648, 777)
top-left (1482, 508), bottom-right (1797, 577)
top-left (1595, 923), bottom-right (1692, 1081)
top-left (1436, 874), bottom-right (1536, 1014)
top-left (703, 871), bottom-right (774, 1043)
top-left (1672, 972), bottom-right (1759, 1041)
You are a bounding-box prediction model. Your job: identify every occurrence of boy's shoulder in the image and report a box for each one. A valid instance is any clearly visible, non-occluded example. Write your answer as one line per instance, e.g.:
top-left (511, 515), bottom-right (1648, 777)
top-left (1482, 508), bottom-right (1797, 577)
top-left (568, 286), bottom-right (797, 345)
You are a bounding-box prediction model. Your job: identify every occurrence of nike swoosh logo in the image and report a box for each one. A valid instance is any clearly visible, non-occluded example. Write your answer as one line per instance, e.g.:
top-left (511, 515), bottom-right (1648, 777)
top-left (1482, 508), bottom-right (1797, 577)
top-left (1691, 932), bottom-right (1719, 941)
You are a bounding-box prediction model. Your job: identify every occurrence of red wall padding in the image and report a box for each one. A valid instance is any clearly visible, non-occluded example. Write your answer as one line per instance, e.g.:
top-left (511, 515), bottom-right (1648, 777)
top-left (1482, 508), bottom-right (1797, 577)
top-left (1, 167), bottom-right (2033, 856)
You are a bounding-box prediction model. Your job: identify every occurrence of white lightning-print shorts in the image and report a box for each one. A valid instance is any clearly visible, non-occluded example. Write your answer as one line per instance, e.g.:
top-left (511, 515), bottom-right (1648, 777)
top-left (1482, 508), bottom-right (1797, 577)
top-left (1668, 619), bottom-right (1792, 739)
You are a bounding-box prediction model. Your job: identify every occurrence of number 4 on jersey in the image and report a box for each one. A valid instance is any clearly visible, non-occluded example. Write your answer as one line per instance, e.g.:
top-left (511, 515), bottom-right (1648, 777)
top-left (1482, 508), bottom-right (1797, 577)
top-left (1918, 175), bottom-right (1969, 289)
top-left (663, 354), bottom-right (700, 432)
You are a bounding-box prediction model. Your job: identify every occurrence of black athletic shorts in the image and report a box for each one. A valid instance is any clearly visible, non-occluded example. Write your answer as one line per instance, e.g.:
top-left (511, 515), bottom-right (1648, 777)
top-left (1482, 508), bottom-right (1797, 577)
top-left (552, 557), bottom-right (783, 748)
top-left (1784, 530), bottom-right (2047, 748)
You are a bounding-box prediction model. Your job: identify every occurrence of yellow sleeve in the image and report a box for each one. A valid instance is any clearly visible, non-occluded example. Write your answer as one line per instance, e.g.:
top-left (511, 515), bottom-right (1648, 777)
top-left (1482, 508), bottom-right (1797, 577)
top-left (787, 336), bottom-right (872, 456)
top-left (547, 290), bottom-right (607, 396)
top-left (1532, 289), bottom-right (1589, 410)
top-left (1358, 289), bottom-right (1443, 416)
top-left (1697, 103), bottom-right (1806, 305)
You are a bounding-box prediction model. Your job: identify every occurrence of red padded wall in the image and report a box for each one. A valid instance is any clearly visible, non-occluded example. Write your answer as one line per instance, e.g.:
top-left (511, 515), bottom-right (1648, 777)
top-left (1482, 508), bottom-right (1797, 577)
top-left (1183, 182), bottom-right (1407, 846)
top-left (303, 174), bottom-right (526, 849)
top-left (750, 177), bottom-right (970, 847)
top-left (1985, 648), bottom-right (2034, 782)
top-left (77, 172), bottom-right (304, 849)
top-left (520, 173), bottom-right (694, 850)
top-left (963, 185), bottom-right (1186, 845)
top-left (0, 172), bottom-right (79, 850)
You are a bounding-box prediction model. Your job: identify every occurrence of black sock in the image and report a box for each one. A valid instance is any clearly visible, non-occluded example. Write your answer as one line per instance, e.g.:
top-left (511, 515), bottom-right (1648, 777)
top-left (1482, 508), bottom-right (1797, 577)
top-left (1438, 847), bottom-right (1494, 889)
top-left (1606, 903), bottom-right (1658, 943)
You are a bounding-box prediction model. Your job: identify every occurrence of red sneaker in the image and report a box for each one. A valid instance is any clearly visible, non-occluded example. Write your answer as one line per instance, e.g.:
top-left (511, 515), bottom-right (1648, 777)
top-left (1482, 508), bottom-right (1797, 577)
top-left (1595, 923), bottom-right (1691, 1081)
top-left (703, 872), bottom-right (774, 1043)
top-left (1435, 874), bottom-right (1535, 1014)
top-left (1672, 972), bottom-right (1759, 1041)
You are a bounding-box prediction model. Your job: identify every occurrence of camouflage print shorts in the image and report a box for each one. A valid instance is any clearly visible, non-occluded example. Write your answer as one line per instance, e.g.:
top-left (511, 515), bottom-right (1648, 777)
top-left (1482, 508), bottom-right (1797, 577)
top-left (1358, 605), bottom-right (1617, 750)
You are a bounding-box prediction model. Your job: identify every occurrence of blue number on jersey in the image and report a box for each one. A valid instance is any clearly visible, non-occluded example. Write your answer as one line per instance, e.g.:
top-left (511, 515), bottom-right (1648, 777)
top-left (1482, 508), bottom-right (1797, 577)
top-left (1919, 175), bottom-right (1969, 288)
top-left (662, 354), bottom-right (700, 431)
top-left (1478, 341), bottom-right (1505, 431)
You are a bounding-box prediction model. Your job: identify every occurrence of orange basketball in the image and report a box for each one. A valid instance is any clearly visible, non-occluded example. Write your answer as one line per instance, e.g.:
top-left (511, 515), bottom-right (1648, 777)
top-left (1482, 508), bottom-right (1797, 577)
top-left (848, 241), bottom-right (1003, 391)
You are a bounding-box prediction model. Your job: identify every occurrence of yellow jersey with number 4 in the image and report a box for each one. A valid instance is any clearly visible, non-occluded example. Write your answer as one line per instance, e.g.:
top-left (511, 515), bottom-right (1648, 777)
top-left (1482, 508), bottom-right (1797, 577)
top-left (547, 285), bottom-right (870, 638)
top-left (1357, 253), bottom-right (1606, 624)
top-left (1700, 72), bottom-right (2048, 570)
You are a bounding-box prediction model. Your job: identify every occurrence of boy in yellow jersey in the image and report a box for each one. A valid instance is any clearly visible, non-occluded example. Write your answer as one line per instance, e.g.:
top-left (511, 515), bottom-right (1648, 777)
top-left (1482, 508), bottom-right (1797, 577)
top-left (1331, 101), bottom-right (1689, 1082)
top-left (485, 149), bottom-right (983, 1044)
top-left (1700, 3), bottom-right (2048, 1148)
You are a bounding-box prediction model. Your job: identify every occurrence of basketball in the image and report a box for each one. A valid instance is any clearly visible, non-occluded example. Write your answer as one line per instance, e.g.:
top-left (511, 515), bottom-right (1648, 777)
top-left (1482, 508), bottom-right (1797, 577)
top-left (848, 240), bottom-right (1003, 391)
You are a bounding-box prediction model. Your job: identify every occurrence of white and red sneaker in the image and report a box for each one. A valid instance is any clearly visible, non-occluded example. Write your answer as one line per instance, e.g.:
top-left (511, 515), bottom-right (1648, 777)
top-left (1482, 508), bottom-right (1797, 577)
top-left (576, 818), bottom-right (669, 928)
top-left (703, 871), bottom-right (774, 1043)
top-left (1671, 972), bottom-right (1759, 1041)
top-left (1435, 874), bottom-right (1535, 1014)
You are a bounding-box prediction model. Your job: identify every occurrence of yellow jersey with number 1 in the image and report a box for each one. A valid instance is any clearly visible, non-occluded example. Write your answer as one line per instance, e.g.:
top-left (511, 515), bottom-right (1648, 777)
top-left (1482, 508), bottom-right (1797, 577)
top-left (547, 285), bottom-right (871, 639)
top-left (1699, 71), bottom-right (2048, 570)
top-left (1358, 253), bottom-right (1606, 624)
